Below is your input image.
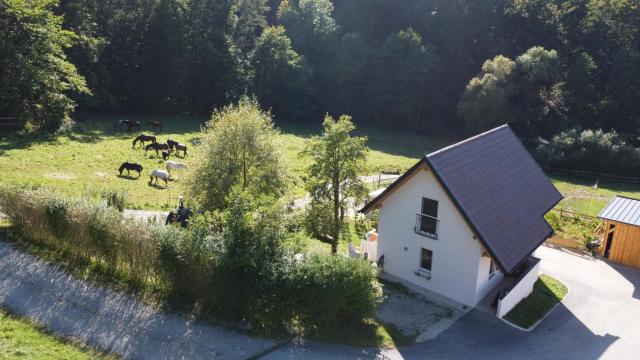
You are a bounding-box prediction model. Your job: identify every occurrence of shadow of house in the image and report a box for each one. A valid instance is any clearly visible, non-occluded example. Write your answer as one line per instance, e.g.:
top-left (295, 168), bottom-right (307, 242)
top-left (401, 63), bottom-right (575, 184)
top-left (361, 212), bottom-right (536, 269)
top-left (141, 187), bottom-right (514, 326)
top-left (398, 305), bottom-right (618, 360)
top-left (605, 260), bottom-right (640, 300)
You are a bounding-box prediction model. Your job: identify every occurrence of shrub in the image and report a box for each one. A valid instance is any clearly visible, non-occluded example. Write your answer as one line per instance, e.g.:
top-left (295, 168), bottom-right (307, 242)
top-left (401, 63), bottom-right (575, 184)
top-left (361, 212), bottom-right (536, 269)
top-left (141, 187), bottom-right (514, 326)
top-left (284, 255), bottom-right (381, 329)
top-left (101, 190), bottom-right (127, 212)
top-left (536, 128), bottom-right (640, 176)
top-left (0, 186), bottom-right (381, 332)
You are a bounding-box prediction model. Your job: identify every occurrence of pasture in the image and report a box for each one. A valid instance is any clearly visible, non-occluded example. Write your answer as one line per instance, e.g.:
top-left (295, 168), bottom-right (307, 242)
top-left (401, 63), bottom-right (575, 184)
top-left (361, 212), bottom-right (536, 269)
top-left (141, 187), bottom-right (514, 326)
top-left (1, 115), bottom-right (639, 212)
top-left (0, 116), bottom-right (445, 209)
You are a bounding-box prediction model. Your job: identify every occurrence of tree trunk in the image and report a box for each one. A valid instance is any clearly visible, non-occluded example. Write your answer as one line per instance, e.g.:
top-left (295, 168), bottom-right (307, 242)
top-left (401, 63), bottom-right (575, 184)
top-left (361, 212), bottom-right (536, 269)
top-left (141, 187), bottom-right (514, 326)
top-left (332, 178), bottom-right (340, 253)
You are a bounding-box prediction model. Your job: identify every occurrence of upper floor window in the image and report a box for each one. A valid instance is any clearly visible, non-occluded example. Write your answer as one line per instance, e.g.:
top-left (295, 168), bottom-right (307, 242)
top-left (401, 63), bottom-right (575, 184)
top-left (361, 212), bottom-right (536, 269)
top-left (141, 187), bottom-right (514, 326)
top-left (415, 197), bottom-right (439, 238)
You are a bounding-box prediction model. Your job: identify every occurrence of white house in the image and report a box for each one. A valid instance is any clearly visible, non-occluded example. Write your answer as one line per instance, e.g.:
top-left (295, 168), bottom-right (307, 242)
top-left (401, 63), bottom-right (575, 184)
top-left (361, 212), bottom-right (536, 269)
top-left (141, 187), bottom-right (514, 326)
top-left (360, 125), bottom-right (562, 316)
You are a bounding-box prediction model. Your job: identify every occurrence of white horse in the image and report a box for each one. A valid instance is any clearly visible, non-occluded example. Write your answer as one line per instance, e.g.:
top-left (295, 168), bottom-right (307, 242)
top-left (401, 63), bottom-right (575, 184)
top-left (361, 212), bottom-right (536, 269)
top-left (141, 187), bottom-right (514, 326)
top-left (165, 161), bottom-right (187, 178)
top-left (149, 169), bottom-right (170, 187)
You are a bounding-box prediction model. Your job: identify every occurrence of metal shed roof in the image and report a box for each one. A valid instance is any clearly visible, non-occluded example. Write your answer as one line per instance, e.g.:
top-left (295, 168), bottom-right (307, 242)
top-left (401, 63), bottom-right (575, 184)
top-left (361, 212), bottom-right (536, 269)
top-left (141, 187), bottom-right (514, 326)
top-left (598, 196), bottom-right (640, 226)
top-left (361, 124), bottom-right (563, 274)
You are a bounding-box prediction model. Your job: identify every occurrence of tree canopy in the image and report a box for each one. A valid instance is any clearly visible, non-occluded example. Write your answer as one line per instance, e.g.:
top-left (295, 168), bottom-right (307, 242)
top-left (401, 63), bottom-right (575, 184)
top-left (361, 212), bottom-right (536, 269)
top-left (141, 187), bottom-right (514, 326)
top-left (185, 96), bottom-right (289, 211)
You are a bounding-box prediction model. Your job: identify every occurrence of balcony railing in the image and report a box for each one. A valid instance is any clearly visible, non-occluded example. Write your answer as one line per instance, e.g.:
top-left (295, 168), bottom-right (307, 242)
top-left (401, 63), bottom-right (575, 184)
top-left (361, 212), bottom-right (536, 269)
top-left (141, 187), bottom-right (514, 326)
top-left (415, 213), bottom-right (439, 239)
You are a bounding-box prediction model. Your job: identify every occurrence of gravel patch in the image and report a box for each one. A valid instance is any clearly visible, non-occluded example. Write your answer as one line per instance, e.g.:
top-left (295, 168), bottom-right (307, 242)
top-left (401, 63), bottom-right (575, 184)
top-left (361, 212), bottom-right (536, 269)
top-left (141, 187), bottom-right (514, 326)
top-left (123, 209), bottom-right (169, 223)
top-left (376, 285), bottom-right (465, 343)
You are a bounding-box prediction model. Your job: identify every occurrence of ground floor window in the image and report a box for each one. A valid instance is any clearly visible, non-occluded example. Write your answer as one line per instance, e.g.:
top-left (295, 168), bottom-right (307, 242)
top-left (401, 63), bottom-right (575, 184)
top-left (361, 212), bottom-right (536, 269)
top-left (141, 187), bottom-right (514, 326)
top-left (420, 248), bottom-right (433, 272)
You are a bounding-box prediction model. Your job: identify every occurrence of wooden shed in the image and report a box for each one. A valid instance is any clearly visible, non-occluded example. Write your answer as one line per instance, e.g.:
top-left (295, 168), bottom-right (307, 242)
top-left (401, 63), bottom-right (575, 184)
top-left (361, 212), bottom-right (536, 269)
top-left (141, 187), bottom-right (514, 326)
top-left (598, 196), bottom-right (640, 268)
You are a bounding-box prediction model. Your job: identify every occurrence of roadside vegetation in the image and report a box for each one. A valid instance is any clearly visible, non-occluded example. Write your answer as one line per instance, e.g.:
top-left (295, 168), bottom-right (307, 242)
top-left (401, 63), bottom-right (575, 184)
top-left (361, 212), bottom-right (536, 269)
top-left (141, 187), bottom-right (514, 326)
top-left (0, 308), bottom-right (113, 359)
top-left (504, 274), bottom-right (568, 329)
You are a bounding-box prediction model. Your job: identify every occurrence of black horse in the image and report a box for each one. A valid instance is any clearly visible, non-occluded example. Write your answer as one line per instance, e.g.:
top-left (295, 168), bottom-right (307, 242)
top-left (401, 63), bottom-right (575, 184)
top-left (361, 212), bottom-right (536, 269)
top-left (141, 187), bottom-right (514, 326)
top-left (114, 120), bottom-right (141, 132)
top-left (118, 162), bottom-right (143, 177)
top-left (132, 134), bottom-right (157, 148)
top-left (145, 142), bottom-right (170, 156)
top-left (161, 149), bottom-right (171, 160)
top-left (165, 207), bottom-right (194, 227)
top-left (147, 120), bottom-right (163, 132)
top-left (167, 139), bottom-right (188, 157)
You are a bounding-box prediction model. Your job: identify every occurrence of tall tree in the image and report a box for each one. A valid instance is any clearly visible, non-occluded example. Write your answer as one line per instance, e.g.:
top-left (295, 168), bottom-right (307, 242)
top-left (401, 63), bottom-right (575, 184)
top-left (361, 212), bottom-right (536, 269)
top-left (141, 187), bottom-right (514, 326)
top-left (303, 115), bottom-right (368, 253)
top-left (0, 0), bottom-right (90, 130)
top-left (367, 28), bottom-right (442, 130)
top-left (251, 26), bottom-right (312, 121)
top-left (185, 96), bottom-right (289, 211)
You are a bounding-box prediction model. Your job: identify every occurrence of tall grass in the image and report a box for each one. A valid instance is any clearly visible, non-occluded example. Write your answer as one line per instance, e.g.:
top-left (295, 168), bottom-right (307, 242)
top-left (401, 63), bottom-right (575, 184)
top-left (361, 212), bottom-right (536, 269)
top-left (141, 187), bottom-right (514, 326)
top-left (0, 185), bottom-right (160, 287)
top-left (0, 185), bottom-right (381, 332)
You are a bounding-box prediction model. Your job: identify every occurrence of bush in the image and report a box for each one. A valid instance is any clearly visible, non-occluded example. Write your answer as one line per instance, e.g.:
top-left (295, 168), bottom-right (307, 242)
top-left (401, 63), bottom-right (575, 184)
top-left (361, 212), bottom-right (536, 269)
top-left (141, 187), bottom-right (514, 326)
top-left (0, 186), bottom-right (381, 332)
top-left (101, 190), bottom-right (127, 212)
top-left (284, 255), bottom-right (381, 329)
top-left (536, 128), bottom-right (640, 176)
top-left (0, 185), bottom-right (158, 285)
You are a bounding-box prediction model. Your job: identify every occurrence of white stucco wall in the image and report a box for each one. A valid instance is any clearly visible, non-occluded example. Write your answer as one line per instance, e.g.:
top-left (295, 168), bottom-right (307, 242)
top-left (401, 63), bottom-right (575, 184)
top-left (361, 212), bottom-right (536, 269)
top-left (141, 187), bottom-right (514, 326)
top-left (475, 255), bottom-right (504, 305)
top-left (376, 167), bottom-right (486, 307)
top-left (496, 259), bottom-right (540, 318)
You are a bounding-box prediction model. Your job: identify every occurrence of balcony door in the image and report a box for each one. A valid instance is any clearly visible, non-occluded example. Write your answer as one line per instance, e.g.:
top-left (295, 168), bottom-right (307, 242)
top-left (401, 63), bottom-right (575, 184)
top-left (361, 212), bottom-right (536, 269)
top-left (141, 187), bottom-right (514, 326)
top-left (420, 198), bottom-right (438, 236)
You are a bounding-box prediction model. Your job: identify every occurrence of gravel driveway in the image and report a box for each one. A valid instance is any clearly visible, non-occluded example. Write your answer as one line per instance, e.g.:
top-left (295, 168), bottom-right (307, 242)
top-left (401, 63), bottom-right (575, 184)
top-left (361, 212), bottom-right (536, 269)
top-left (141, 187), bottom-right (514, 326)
top-left (0, 241), bottom-right (278, 359)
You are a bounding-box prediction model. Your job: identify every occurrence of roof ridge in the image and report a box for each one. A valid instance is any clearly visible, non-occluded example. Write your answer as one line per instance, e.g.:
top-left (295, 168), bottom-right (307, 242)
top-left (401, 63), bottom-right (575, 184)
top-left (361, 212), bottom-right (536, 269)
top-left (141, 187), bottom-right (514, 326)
top-left (614, 195), bottom-right (640, 202)
top-left (427, 124), bottom-right (510, 158)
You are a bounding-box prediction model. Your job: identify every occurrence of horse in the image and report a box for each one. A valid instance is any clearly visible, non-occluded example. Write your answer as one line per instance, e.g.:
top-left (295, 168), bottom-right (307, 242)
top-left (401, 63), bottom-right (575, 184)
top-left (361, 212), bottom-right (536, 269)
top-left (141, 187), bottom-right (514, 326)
top-left (165, 207), bottom-right (194, 228)
top-left (115, 120), bottom-right (141, 132)
top-left (167, 139), bottom-right (188, 157)
top-left (166, 161), bottom-right (186, 178)
top-left (145, 142), bottom-right (170, 156)
top-left (161, 149), bottom-right (171, 160)
top-left (118, 162), bottom-right (143, 177)
top-left (132, 134), bottom-right (157, 148)
top-left (147, 120), bottom-right (163, 132)
top-left (149, 169), bottom-right (169, 187)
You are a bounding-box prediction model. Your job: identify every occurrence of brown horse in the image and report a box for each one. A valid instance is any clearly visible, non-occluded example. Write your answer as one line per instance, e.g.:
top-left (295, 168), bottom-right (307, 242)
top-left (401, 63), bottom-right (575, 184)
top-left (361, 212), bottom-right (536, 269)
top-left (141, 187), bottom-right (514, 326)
top-left (145, 142), bottom-right (170, 156)
top-left (132, 134), bottom-right (157, 148)
top-left (119, 162), bottom-right (143, 177)
top-left (147, 120), bottom-right (163, 132)
top-left (167, 139), bottom-right (188, 157)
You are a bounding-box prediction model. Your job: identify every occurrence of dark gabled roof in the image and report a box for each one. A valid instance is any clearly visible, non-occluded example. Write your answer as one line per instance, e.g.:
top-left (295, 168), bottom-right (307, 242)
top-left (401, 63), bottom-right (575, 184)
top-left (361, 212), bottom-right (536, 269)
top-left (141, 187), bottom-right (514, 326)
top-left (361, 125), bottom-right (563, 274)
top-left (599, 196), bottom-right (640, 227)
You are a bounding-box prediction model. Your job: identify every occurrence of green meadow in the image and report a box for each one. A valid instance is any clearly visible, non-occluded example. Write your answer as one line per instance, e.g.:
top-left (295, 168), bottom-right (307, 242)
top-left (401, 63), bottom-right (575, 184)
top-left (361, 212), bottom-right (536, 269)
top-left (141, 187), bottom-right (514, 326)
top-left (1, 115), bottom-right (639, 213)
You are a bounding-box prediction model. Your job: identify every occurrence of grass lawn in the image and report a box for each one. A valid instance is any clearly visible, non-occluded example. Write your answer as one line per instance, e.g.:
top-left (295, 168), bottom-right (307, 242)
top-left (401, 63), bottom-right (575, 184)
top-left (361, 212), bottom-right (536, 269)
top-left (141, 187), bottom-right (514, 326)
top-left (0, 308), bottom-right (113, 359)
top-left (504, 274), bottom-right (568, 329)
top-left (549, 173), bottom-right (640, 216)
top-left (0, 115), bottom-right (452, 210)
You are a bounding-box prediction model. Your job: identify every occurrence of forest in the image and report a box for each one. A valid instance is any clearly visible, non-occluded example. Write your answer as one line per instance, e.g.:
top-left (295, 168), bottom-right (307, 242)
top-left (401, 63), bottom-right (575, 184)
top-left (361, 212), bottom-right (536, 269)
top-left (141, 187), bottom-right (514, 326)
top-left (2, 0), bottom-right (640, 173)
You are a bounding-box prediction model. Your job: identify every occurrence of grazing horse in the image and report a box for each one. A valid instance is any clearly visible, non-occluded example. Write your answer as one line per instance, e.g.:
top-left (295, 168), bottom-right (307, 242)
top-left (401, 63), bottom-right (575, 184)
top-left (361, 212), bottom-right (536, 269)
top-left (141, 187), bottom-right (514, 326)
top-left (166, 161), bottom-right (186, 178)
top-left (161, 149), bottom-right (171, 160)
top-left (115, 120), bottom-right (141, 132)
top-left (147, 120), bottom-right (163, 132)
top-left (149, 169), bottom-right (169, 187)
top-left (167, 139), bottom-right (188, 157)
top-left (145, 142), bottom-right (170, 156)
top-left (132, 134), bottom-right (157, 148)
top-left (118, 162), bottom-right (143, 177)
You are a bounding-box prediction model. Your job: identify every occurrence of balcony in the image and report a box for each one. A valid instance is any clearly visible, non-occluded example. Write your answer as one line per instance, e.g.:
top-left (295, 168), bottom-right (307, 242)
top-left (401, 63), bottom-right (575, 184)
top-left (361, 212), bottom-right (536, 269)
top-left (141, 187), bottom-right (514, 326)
top-left (415, 213), bottom-right (439, 239)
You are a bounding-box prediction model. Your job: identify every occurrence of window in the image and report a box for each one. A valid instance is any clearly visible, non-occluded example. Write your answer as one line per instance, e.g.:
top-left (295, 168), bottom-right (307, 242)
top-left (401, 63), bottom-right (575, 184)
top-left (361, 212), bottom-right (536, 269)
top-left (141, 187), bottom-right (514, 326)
top-left (416, 197), bottom-right (439, 238)
top-left (420, 248), bottom-right (433, 272)
top-left (489, 259), bottom-right (497, 279)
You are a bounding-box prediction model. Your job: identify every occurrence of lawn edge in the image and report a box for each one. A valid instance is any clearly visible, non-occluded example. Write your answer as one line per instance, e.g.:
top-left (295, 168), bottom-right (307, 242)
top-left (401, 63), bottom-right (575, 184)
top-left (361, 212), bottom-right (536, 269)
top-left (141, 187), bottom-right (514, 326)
top-left (500, 275), bottom-right (570, 332)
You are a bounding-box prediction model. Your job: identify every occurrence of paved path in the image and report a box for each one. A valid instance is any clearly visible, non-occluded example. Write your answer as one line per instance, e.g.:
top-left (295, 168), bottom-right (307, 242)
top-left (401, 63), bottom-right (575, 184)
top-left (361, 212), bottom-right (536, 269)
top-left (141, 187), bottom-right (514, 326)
top-left (0, 241), bottom-right (277, 359)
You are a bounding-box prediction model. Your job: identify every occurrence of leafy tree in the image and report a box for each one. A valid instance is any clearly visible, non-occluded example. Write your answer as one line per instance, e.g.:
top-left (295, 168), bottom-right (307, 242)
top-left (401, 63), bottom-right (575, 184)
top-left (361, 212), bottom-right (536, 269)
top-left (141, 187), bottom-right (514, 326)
top-left (251, 26), bottom-right (312, 121)
top-left (231, 0), bottom-right (269, 53)
top-left (0, 0), bottom-right (89, 131)
top-left (459, 47), bottom-right (564, 135)
top-left (185, 96), bottom-right (289, 211)
top-left (303, 115), bottom-right (368, 253)
top-left (457, 55), bottom-right (516, 133)
top-left (367, 28), bottom-right (442, 130)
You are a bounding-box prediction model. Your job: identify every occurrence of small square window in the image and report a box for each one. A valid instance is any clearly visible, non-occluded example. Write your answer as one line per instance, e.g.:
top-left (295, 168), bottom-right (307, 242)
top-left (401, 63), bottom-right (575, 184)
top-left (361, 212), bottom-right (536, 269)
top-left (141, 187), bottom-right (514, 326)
top-left (420, 248), bottom-right (433, 272)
